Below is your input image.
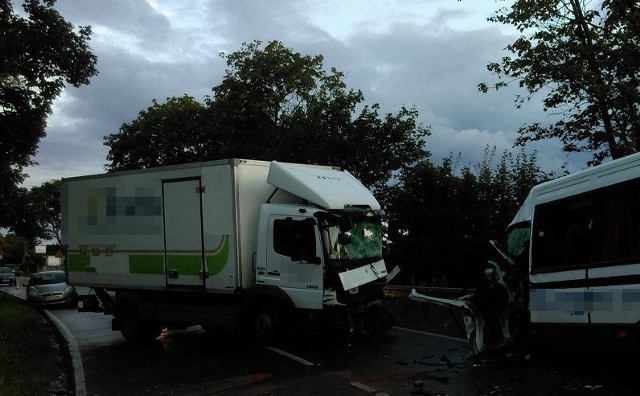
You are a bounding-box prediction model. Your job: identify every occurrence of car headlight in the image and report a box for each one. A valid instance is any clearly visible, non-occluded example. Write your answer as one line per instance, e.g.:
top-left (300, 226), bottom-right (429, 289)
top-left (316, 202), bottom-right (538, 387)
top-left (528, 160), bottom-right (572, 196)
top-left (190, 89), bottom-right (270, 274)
top-left (63, 286), bottom-right (75, 296)
top-left (28, 287), bottom-right (40, 297)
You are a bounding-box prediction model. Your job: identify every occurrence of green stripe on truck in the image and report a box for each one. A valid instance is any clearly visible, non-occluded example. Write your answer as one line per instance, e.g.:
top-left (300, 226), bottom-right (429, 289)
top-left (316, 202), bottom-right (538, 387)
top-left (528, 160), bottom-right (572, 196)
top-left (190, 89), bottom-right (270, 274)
top-left (166, 255), bottom-right (202, 276)
top-left (207, 235), bottom-right (230, 275)
top-left (68, 254), bottom-right (94, 272)
top-left (129, 255), bottom-right (164, 274)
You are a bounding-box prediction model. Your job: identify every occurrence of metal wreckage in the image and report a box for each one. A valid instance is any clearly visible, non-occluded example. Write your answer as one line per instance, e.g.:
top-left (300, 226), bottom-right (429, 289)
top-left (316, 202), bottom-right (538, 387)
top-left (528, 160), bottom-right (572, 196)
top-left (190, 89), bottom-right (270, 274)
top-left (409, 239), bottom-right (529, 354)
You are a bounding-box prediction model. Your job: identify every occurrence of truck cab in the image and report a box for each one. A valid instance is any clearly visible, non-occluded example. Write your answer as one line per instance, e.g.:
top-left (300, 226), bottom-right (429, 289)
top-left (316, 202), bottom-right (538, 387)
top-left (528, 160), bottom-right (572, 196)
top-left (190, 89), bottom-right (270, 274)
top-left (251, 161), bottom-right (391, 340)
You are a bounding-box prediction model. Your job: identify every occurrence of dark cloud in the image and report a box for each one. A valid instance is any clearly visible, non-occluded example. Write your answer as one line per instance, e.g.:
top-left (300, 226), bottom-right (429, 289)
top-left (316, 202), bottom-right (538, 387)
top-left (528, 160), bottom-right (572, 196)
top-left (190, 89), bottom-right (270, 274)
top-left (23, 0), bottom-right (584, 187)
top-left (54, 0), bottom-right (172, 47)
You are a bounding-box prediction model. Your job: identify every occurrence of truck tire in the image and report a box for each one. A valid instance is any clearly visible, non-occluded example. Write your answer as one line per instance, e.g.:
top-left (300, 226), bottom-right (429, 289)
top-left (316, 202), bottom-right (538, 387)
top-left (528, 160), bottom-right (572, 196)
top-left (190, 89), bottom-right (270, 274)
top-left (367, 308), bottom-right (394, 336)
top-left (117, 301), bottom-right (163, 343)
top-left (252, 303), bottom-right (280, 344)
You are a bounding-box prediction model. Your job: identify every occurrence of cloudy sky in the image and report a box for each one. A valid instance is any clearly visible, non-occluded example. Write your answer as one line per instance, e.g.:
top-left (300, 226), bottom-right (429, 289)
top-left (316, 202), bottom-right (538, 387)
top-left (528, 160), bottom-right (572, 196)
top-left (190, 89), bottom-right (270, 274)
top-left (22, 0), bottom-right (585, 188)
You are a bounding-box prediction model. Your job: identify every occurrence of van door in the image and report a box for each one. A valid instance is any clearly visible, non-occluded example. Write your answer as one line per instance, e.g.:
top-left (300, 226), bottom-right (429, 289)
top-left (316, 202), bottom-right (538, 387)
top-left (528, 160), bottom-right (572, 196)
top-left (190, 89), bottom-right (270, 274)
top-left (163, 178), bottom-right (205, 287)
top-left (264, 215), bottom-right (324, 309)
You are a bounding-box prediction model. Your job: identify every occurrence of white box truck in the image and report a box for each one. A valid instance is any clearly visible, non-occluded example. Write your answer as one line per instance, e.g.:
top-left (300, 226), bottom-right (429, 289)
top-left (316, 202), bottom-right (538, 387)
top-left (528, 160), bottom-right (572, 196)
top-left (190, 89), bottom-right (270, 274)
top-left (63, 159), bottom-right (393, 343)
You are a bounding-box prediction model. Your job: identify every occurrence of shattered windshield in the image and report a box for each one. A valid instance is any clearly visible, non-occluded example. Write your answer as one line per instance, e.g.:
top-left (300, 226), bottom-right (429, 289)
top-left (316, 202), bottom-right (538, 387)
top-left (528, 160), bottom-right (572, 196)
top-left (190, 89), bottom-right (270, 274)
top-left (507, 224), bottom-right (531, 259)
top-left (324, 219), bottom-right (383, 261)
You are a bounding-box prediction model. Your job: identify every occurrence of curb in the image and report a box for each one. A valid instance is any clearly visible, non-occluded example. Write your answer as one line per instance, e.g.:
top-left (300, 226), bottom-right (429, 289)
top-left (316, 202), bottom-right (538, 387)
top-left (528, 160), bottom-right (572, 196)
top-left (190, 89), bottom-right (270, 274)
top-left (44, 310), bottom-right (87, 396)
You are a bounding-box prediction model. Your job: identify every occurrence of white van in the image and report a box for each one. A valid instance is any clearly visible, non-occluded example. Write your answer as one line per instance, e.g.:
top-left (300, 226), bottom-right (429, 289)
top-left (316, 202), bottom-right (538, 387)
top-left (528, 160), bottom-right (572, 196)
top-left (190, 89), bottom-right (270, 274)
top-left (412, 152), bottom-right (640, 353)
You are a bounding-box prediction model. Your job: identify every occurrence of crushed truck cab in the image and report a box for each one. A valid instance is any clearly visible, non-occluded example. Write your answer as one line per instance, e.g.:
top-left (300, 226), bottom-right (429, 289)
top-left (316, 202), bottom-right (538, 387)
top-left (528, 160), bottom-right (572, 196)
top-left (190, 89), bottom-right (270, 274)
top-left (63, 159), bottom-right (392, 343)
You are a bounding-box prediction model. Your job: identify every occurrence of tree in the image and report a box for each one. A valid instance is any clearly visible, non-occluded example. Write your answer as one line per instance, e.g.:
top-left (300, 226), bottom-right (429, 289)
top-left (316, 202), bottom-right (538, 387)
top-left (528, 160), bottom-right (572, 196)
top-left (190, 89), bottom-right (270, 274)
top-left (479, 1), bottom-right (640, 165)
top-left (384, 149), bottom-right (548, 287)
top-left (0, 233), bottom-right (26, 266)
top-left (209, 40), bottom-right (430, 191)
top-left (0, 0), bottom-right (98, 227)
top-left (105, 40), bottom-right (429, 191)
top-left (28, 179), bottom-right (62, 245)
top-left (105, 96), bottom-right (210, 171)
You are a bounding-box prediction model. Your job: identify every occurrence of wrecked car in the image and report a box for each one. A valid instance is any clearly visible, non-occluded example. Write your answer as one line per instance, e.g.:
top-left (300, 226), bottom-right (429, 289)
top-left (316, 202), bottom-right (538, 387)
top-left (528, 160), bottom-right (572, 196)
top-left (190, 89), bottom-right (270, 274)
top-left (410, 239), bottom-right (528, 354)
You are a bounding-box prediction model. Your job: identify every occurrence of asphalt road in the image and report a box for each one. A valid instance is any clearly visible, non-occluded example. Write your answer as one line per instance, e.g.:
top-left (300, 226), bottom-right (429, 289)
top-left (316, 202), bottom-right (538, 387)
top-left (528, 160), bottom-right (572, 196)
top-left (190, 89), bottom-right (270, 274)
top-left (3, 280), bottom-right (640, 395)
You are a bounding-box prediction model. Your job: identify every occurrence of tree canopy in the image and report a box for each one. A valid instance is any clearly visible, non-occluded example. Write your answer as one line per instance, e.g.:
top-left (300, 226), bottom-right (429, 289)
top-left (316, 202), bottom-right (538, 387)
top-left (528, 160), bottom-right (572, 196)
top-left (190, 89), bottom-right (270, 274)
top-left (27, 179), bottom-right (62, 245)
top-left (0, 0), bottom-right (98, 227)
top-left (102, 39), bottom-right (555, 287)
top-left (384, 148), bottom-right (549, 286)
top-left (480, 1), bottom-right (640, 165)
top-left (105, 95), bottom-right (210, 170)
top-left (104, 40), bottom-right (430, 191)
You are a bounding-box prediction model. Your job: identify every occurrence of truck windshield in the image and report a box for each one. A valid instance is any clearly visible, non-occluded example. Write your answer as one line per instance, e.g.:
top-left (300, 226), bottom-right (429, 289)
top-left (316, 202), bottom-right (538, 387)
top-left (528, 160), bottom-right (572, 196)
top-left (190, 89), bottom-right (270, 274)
top-left (324, 218), bottom-right (383, 262)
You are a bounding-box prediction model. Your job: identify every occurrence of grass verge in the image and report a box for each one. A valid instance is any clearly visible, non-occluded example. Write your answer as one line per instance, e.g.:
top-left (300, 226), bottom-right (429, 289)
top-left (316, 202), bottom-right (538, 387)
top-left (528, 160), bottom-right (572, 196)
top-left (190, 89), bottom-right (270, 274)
top-left (0, 293), bottom-right (72, 395)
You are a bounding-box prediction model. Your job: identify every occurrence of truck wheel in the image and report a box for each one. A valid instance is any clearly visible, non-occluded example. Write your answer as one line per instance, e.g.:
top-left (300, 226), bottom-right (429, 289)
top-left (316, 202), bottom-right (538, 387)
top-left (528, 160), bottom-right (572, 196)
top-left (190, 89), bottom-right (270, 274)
top-left (368, 308), bottom-right (394, 336)
top-left (253, 303), bottom-right (280, 344)
top-left (117, 302), bottom-right (162, 343)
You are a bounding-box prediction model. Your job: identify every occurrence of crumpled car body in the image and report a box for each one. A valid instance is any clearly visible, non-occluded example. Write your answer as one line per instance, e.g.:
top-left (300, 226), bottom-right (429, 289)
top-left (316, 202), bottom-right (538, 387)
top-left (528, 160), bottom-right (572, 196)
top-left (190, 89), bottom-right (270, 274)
top-left (409, 241), bottom-right (529, 354)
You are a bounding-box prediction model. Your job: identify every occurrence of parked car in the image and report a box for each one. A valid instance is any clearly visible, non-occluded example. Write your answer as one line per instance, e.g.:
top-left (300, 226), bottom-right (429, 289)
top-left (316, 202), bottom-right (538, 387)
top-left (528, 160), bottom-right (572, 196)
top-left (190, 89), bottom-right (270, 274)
top-left (0, 267), bottom-right (17, 286)
top-left (24, 271), bottom-right (77, 307)
top-left (5, 263), bottom-right (23, 277)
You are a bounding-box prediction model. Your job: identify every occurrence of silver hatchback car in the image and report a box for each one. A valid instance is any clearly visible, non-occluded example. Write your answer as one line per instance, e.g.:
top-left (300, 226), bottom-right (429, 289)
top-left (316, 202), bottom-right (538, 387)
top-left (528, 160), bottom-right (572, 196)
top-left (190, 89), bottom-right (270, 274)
top-left (25, 271), bottom-right (77, 307)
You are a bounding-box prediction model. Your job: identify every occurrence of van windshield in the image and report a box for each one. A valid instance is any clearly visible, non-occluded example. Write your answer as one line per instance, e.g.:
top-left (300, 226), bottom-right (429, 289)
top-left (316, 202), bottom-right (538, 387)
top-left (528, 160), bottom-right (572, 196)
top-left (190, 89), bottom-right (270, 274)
top-left (506, 222), bottom-right (531, 269)
top-left (323, 219), bottom-right (383, 262)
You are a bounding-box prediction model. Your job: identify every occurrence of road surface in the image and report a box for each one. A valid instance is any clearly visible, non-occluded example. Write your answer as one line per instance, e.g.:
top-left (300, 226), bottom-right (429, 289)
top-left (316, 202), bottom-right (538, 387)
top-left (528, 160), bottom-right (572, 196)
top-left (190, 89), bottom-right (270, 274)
top-left (2, 281), bottom-right (639, 395)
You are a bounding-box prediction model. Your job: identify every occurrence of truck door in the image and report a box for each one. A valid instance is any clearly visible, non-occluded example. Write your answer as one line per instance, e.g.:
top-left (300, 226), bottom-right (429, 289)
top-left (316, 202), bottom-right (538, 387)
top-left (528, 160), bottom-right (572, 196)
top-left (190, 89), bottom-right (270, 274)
top-left (264, 215), bottom-right (324, 309)
top-left (163, 178), bottom-right (205, 287)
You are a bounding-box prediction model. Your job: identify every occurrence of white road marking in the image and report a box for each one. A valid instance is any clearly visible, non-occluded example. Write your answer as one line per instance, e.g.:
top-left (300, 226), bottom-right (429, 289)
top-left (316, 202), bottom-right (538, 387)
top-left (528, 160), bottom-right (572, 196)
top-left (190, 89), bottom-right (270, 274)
top-left (393, 326), bottom-right (468, 343)
top-left (265, 346), bottom-right (315, 366)
top-left (350, 381), bottom-right (390, 395)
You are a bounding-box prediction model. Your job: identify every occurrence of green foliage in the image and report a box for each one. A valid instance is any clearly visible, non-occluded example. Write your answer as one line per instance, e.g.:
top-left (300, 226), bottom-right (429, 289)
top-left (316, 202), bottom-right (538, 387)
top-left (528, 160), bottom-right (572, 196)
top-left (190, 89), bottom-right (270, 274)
top-left (1, 179), bottom-right (62, 265)
top-left (105, 40), bottom-right (429, 191)
top-left (384, 148), bottom-right (548, 287)
top-left (480, 1), bottom-right (640, 165)
top-left (100, 40), bottom-right (554, 287)
top-left (27, 179), bottom-right (62, 245)
top-left (105, 96), bottom-right (209, 170)
top-left (0, 233), bottom-right (25, 267)
top-left (0, 0), bottom-right (98, 228)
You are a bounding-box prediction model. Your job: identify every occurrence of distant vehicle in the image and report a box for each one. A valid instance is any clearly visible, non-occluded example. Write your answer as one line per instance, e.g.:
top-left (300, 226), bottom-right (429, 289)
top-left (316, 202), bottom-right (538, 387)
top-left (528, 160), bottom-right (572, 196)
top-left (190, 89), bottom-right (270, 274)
top-left (24, 271), bottom-right (78, 307)
top-left (412, 151), bottom-right (640, 354)
top-left (0, 267), bottom-right (17, 286)
top-left (4, 263), bottom-right (22, 276)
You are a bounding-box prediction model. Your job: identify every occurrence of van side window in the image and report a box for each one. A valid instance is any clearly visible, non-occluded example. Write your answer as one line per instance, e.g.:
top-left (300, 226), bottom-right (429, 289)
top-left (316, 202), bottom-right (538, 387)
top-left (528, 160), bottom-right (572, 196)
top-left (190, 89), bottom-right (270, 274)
top-left (532, 178), bottom-right (640, 271)
top-left (533, 198), bottom-right (594, 270)
top-left (273, 218), bottom-right (317, 262)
